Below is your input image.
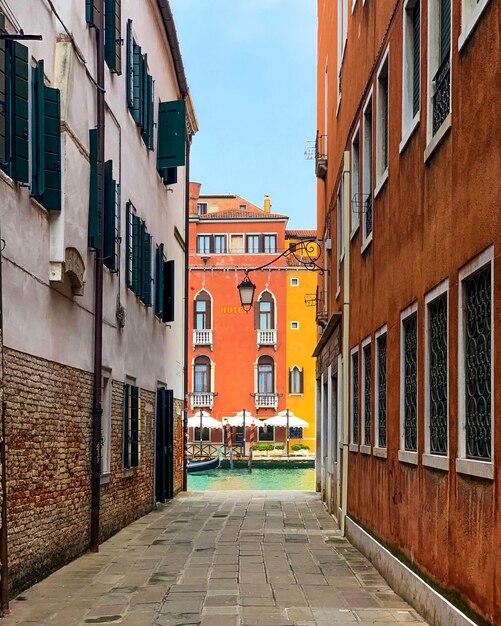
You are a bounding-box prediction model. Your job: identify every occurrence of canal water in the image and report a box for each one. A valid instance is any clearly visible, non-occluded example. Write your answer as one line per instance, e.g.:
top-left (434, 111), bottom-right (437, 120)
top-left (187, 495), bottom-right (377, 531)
top-left (188, 463), bottom-right (315, 491)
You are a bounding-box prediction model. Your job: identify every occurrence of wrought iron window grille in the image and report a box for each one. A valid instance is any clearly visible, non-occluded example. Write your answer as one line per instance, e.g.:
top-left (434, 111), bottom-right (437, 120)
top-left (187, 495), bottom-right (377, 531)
top-left (432, 53), bottom-right (451, 136)
top-left (429, 296), bottom-right (448, 455)
top-left (403, 314), bottom-right (418, 451)
top-left (363, 345), bottom-right (371, 446)
top-left (352, 352), bottom-right (359, 444)
top-left (377, 334), bottom-right (387, 448)
top-left (364, 195), bottom-right (373, 239)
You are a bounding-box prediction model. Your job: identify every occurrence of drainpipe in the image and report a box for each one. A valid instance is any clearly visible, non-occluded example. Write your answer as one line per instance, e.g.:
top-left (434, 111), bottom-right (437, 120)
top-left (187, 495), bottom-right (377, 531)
top-left (182, 131), bottom-right (191, 492)
top-left (340, 150), bottom-right (350, 536)
top-left (90, 3), bottom-right (105, 552)
top-left (0, 230), bottom-right (9, 615)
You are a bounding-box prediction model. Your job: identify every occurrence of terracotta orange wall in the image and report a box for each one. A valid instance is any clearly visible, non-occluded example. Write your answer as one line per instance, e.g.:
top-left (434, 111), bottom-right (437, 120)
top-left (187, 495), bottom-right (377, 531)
top-left (317, 1), bottom-right (501, 623)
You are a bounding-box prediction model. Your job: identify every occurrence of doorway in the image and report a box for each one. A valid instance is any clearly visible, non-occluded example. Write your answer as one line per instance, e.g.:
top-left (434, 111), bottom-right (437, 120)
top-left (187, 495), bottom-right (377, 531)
top-left (156, 388), bottom-right (174, 502)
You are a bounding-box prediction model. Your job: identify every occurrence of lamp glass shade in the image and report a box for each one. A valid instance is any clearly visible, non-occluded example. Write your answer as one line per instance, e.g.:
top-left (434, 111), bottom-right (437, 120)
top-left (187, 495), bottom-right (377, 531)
top-left (238, 276), bottom-right (256, 308)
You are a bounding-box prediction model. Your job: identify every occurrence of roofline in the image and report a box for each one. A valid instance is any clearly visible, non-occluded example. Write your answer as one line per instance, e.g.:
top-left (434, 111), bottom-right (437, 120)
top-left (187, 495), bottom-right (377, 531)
top-left (199, 195), bottom-right (238, 199)
top-left (189, 216), bottom-right (289, 224)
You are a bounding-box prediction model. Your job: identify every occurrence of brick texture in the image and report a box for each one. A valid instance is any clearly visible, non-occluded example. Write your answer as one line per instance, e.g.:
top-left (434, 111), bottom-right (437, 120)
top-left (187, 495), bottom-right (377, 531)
top-left (173, 398), bottom-right (184, 494)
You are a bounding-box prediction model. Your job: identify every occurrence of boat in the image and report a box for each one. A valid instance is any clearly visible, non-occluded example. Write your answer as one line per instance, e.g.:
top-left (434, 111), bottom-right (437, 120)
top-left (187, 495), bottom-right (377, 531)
top-left (187, 449), bottom-right (222, 473)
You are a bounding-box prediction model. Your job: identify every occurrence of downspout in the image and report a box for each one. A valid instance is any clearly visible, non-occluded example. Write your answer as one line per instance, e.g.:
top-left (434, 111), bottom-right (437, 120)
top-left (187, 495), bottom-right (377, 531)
top-left (182, 130), bottom-right (191, 492)
top-left (90, 3), bottom-right (105, 552)
top-left (340, 150), bottom-right (350, 536)
top-left (0, 231), bottom-right (9, 615)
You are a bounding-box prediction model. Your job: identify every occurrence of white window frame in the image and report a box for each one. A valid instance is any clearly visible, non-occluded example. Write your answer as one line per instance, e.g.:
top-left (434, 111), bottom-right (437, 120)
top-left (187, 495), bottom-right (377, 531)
top-left (336, 183), bottom-right (343, 290)
top-left (290, 277), bottom-right (299, 287)
top-left (351, 123), bottom-right (360, 238)
top-left (262, 232), bottom-right (278, 254)
top-left (399, 301), bottom-right (419, 465)
top-left (213, 232), bottom-right (228, 254)
top-left (400, 0), bottom-right (421, 153)
top-left (290, 365), bottom-right (303, 395)
top-left (374, 325), bottom-right (388, 458)
top-left (352, 0), bottom-right (358, 12)
top-left (375, 47), bottom-right (390, 196)
top-left (423, 279), bottom-right (449, 471)
top-left (101, 371), bottom-right (112, 476)
top-left (457, 246), bottom-right (494, 480)
top-left (229, 233), bottom-right (244, 254)
top-left (349, 346), bottom-right (359, 452)
top-left (360, 336), bottom-right (372, 455)
top-left (337, 0), bottom-right (343, 112)
top-left (459, 0), bottom-right (491, 51)
top-left (291, 321), bottom-right (300, 330)
top-left (197, 234), bottom-right (211, 255)
top-left (362, 88), bottom-right (373, 252)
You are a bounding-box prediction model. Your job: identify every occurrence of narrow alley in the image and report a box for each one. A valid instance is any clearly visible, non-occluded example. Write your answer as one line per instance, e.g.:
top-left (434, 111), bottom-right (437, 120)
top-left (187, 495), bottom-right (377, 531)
top-left (5, 492), bottom-right (428, 626)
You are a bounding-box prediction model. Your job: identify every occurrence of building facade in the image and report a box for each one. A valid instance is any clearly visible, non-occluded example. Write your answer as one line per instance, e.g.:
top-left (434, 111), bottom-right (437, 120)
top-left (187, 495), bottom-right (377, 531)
top-left (188, 185), bottom-right (317, 453)
top-left (314, 0), bottom-right (500, 624)
top-left (0, 0), bottom-right (196, 598)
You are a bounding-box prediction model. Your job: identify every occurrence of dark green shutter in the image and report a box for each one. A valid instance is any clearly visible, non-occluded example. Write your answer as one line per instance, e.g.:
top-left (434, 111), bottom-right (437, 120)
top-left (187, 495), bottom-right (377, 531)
top-left (103, 160), bottom-right (117, 271)
top-left (31, 61), bottom-right (45, 198)
top-left (126, 20), bottom-right (133, 110)
top-left (105, 0), bottom-right (122, 75)
top-left (0, 12), bottom-right (6, 169)
top-left (86, 0), bottom-right (102, 29)
top-left (142, 230), bottom-right (152, 306)
top-left (8, 41), bottom-right (29, 183)
top-left (132, 43), bottom-right (143, 125)
top-left (88, 129), bottom-right (99, 249)
top-left (412, 2), bottom-right (420, 117)
top-left (126, 202), bottom-right (133, 287)
top-left (383, 77), bottom-right (388, 170)
top-left (41, 86), bottom-right (61, 210)
top-left (132, 214), bottom-right (141, 294)
top-left (141, 72), bottom-right (153, 148)
top-left (123, 383), bottom-right (130, 469)
top-left (163, 167), bottom-right (177, 185)
top-left (157, 100), bottom-right (186, 171)
top-left (130, 385), bottom-right (139, 467)
top-left (440, 0), bottom-right (451, 64)
top-left (155, 243), bottom-right (164, 318)
top-left (162, 260), bottom-right (175, 323)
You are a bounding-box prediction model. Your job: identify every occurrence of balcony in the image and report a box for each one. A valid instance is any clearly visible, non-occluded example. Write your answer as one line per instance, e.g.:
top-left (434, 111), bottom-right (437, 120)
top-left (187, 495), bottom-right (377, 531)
top-left (255, 393), bottom-right (279, 410)
top-left (305, 132), bottom-right (327, 180)
top-left (193, 329), bottom-right (213, 350)
top-left (190, 392), bottom-right (215, 409)
top-left (257, 329), bottom-right (277, 350)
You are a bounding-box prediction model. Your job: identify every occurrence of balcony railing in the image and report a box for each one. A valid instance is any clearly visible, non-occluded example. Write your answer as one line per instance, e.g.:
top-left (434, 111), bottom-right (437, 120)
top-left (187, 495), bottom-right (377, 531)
top-left (257, 329), bottom-right (277, 349)
top-left (432, 54), bottom-right (450, 136)
top-left (314, 287), bottom-right (328, 328)
top-left (305, 132), bottom-right (327, 180)
top-left (193, 329), bottom-right (213, 350)
top-left (190, 392), bottom-right (215, 409)
top-left (255, 393), bottom-right (279, 410)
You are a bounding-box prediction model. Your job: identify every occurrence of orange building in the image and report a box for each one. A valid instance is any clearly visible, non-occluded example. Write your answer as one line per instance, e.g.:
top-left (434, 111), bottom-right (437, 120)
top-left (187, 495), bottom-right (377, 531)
top-left (188, 184), bottom-right (316, 452)
top-left (314, 1), bottom-right (501, 624)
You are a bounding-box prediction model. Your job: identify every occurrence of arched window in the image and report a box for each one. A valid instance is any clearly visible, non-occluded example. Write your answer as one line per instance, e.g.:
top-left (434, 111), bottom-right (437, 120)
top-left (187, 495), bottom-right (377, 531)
top-left (289, 366), bottom-right (304, 394)
top-left (258, 356), bottom-right (275, 393)
top-left (194, 356), bottom-right (211, 392)
top-left (255, 291), bottom-right (275, 330)
top-left (194, 291), bottom-right (211, 330)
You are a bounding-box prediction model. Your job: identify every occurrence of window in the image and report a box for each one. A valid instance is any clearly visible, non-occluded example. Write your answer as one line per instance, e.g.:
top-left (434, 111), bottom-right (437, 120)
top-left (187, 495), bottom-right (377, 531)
top-left (157, 100), bottom-right (185, 185)
top-left (126, 23), bottom-right (154, 149)
top-left (361, 339), bottom-right (372, 448)
top-left (351, 348), bottom-right (359, 445)
top-left (194, 356), bottom-right (211, 393)
top-left (194, 427), bottom-right (210, 442)
top-left (214, 235), bottom-right (227, 254)
top-left (290, 277), bottom-right (299, 286)
top-left (376, 49), bottom-right (389, 186)
top-left (402, 1), bottom-right (421, 146)
top-left (197, 235), bottom-right (211, 255)
top-left (258, 356), bottom-right (275, 393)
top-left (197, 202), bottom-right (208, 215)
top-left (351, 125), bottom-right (360, 235)
top-left (126, 203), bottom-right (152, 306)
top-left (246, 235), bottom-right (260, 254)
top-left (362, 91), bottom-right (373, 245)
top-left (458, 249), bottom-right (493, 471)
top-left (101, 372), bottom-right (112, 475)
top-left (289, 366), bottom-right (304, 394)
top-left (291, 321), bottom-right (299, 330)
top-left (427, 0), bottom-right (451, 141)
top-left (336, 184), bottom-right (343, 289)
top-left (154, 243), bottom-right (164, 318)
top-left (230, 234), bottom-right (244, 253)
top-left (263, 234), bottom-right (277, 254)
top-left (240, 204), bottom-right (247, 211)
top-left (375, 329), bottom-right (387, 449)
top-left (336, 0), bottom-right (348, 105)
top-left (460, 0), bottom-right (491, 49)
top-left (401, 306), bottom-right (418, 453)
top-left (289, 427), bottom-right (304, 439)
top-left (123, 383), bottom-right (140, 469)
top-left (103, 160), bottom-right (119, 272)
top-left (104, 0), bottom-right (122, 74)
top-left (194, 291), bottom-right (211, 330)
top-left (256, 291), bottom-right (275, 330)
top-left (258, 425), bottom-right (274, 441)
top-left (425, 283), bottom-right (448, 457)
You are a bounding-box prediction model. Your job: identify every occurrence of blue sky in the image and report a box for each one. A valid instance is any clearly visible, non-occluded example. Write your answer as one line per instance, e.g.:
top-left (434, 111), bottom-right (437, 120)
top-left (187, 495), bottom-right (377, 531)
top-left (169, 0), bottom-right (317, 230)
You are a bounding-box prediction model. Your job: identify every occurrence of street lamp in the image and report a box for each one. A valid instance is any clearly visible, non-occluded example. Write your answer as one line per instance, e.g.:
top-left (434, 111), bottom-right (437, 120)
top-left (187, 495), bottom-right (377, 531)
top-left (237, 273), bottom-right (256, 312)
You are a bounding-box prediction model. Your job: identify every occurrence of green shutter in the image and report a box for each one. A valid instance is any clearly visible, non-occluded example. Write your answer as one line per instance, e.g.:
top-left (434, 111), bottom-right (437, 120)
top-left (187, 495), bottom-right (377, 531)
top-left (130, 385), bottom-right (139, 467)
top-left (40, 86), bottom-right (61, 210)
top-left (132, 214), bottom-right (141, 294)
top-left (157, 100), bottom-right (186, 171)
top-left (105, 0), bottom-right (122, 75)
top-left (142, 230), bottom-right (152, 306)
top-left (163, 167), bottom-right (177, 186)
top-left (88, 129), bottom-right (99, 249)
top-left (126, 20), bottom-right (133, 110)
top-left (412, 2), bottom-right (420, 117)
top-left (8, 41), bottom-right (29, 183)
top-left (86, 0), bottom-right (103, 29)
top-left (162, 259), bottom-right (175, 323)
top-left (123, 383), bottom-right (130, 469)
top-left (31, 61), bottom-right (45, 198)
top-left (155, 243), bottom-right (164, 318)
top-left (141, 73), bottom-right (154, 149)
top-left (132, 43), bottom-right (143, 125)
top-left (103, 160), bottom-right (117, 271)
top-left (0, 12), bottom-right (6, 169)
top-left (126, 201), bottom-right (133, 287)
top-left (440, 0), bottom-right (451, 65)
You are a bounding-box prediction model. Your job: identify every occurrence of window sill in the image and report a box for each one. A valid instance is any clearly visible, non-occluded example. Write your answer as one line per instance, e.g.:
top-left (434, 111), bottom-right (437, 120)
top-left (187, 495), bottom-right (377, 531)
top-left (360, 444), bottom-right (371, 455)
top-left (458, 0), bottom-right (491, 52)
top-left (398, 450), bottom-right (418, 465)
top-left (373, 447), bottom-right (387, 459)
top-left (350, 224), bottom-right (359, 241)
top-left (422, 453), bottom-right (449, 472)
top-left (100, 473), bottom-right (111, 485)
top-left (122, 468), bottom-right (137, 478)
top-left (288, 393), bottom-right (304, 397)
top-left (374, 168), bottom-right (388, 199)
top-left (424, 113), bottom-right (452, 164)
top-left (0, 168), bottom-right (15, 190)
top-left (336, 286), bottom-right (340, 300)
top-left (399, 114), bottom-right (420, 154)
top-left (361, 233), bottom-right (373, 255)
top-left (349, 443), bottom-right (359, 453)
top-left (456, 458), bottom-right (494, 480)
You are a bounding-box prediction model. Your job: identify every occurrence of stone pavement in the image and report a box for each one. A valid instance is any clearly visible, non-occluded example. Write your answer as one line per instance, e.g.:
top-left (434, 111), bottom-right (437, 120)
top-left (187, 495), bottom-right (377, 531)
top-left (4, 491), bottom-right (430, 626)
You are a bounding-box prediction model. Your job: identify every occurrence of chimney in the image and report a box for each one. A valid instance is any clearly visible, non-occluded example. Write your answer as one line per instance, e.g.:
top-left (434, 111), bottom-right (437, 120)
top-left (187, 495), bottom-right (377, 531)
top-left (264, 195), bottom-right (271, 213)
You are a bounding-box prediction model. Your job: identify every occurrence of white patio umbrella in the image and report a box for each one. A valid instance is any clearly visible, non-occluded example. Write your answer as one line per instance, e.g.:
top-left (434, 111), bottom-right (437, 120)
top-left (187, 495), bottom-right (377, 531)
top-left (187, 411), bottom-right (223, 430)
top-left (263, 410), bottom-right (309, 456)
top-left (223, 411), bottom-right (264, 448)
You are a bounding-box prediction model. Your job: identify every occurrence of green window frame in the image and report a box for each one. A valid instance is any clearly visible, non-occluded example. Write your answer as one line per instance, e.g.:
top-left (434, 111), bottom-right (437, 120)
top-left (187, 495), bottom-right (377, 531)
top-left (86, 0), bottom-right (103, 29)
top-left (126, 29), bottom-right (154, 150)
top-left (123, 383), bottom-right (140, 469)
top-left (125, 202), bottom-right (152, 305)
top-left (163, 259), bottom-right (175, 323)
top-left (103, 160), bottom-right (119, 272)
top-left (104, 0), bottom-right (122, 75)
top-left (157, 100), bottom-right (186, 185)
top-left (155, 243), bottom-right (164, 319)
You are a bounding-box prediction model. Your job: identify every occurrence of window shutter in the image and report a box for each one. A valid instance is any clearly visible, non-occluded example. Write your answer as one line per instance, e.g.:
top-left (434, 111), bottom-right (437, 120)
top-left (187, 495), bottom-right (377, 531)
top-left (163, 167), bottom-right (177, 185)
top-left (162, 260), bottom-right (175, 323)
top-left (125, 202), bottom-right (133, 287)
top-left (142, 231), bottom-right (152, 306)
top-left (132, 43), bottom-right (143, 125)
top-left (440, 0), bottom-right (451, 64)
top-left (155, 243), bottom-right (164, 318)
top-left (141, 72), bottom-right (154, 148)
top-left (132, 214), bottom-right (141, 294)
top-left (40, 85), bottom-right (62, 210)
top-left (206, 295), bottom-right (211, 329)
top-left (0, 13), bottom-right (6, 169)
top-left (103, 160), bottom-right (117, 271)
top-left (86, 0), bottom-right (103, 29)
top-left (105, 0), bottom-right (122, 75)
top-left (31, 61), bottom-right (45, 199)
top-left (288, 369), bottom-right (292, 393)
top-left (130, 385), bottom-right (139, 467)
top-left (9, 41), bottom-right (29, 183)
top-left (88, 129), bottom-right (99, 249)
top-left (123, 383), bottom-right (130, 469)
top-left (254, 303), bottom-right (260, 330)
top-left (126, 20), bottom-right (133, 110)
top-left (412, 2), bottom-right (420, 117)
top-left (157, 100), bottom-right (186, 171)
top-left (299, 369), bottom-right (304, 394)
